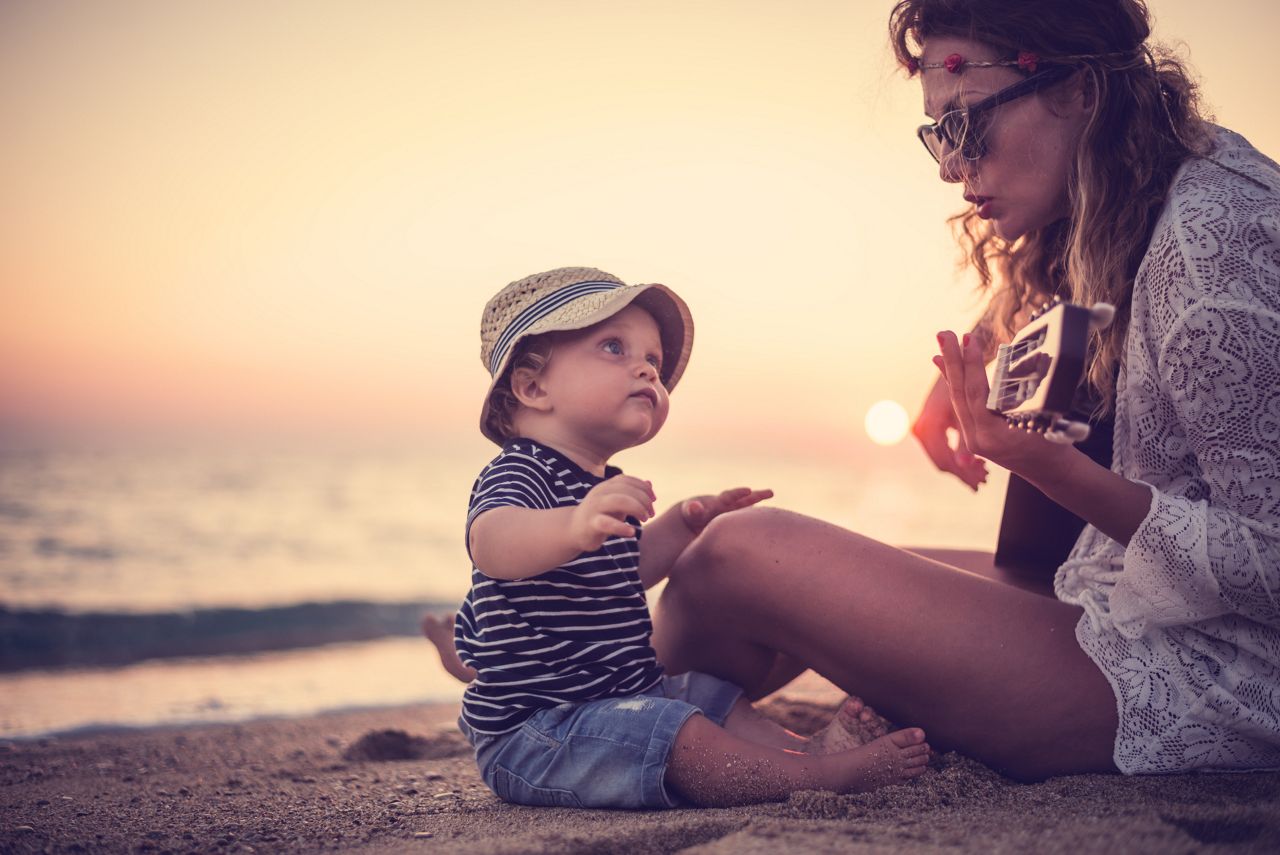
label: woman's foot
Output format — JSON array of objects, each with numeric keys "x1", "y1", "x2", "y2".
[
  {"x1": 421, "y1": 613, "x2": 477, "y2": 683},
  {"x1": 810, "y1": 696, "x2": 893, "y2": 754},
  {"x1": 818, "y1": 728, "x2": 930, "y2": 793}
]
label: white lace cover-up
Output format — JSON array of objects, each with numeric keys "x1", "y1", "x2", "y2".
[{"x1": 1055, "y1": 128, "x2": 1280, "y2": 773}]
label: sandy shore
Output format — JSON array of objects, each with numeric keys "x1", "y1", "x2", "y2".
[{"x1": 4, "y1": 674, "x2": 1279, "y2": 854}]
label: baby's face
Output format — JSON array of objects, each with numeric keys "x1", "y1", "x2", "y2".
[{"x1": 536, "y1": 305, "x2": 670, "y2": 452}]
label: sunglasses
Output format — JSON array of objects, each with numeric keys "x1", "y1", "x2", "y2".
[{"x1": 917, "y1": 64, "x2": 1075, "y2": 163}]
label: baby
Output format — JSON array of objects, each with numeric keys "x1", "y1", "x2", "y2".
[{"x1": 442, "y1": 267, "x2": 928, "y2": 808}]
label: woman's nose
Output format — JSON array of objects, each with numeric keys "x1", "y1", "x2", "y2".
[{"x1": 938, "y1": 149, "x2": 966, "y2": 183}]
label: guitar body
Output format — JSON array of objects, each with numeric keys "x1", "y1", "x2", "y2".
[{"x1": 985, "y1": 301, "x2": 1115, "y2": 444}]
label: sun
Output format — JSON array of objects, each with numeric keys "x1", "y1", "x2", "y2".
[{"x1": 864, "y1": 400, "x2": 910, "y2": 446}]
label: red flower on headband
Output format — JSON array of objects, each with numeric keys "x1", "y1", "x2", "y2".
[
  {"x1": 944, "y1": 53, "x2": 964, "y2": 74},
  {"x1": 1017, "y1": 51, "x2": 1040, "y2": 73}
]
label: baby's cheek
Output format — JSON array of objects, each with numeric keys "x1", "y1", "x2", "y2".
[{"x1": 653, "y1": 402, "x2": 671, "y2": 434}]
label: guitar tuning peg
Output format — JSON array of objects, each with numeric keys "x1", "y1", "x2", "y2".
[
  {"x1": 1089, "y1": 302, "x2": 1116, "y2": 331},
  {"x1": 1062, "y1": 420, "x2": 1091, "y2": 442},
  {"x1": 1045, "y1": 419, "x2": 1092, "y2": 444}
]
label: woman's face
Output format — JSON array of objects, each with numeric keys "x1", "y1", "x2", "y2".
[{"x1": 918, "y1": 36, "x2": 1089, "y2": 241}]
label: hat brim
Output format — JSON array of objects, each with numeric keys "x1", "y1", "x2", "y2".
[{"x1": 479, "y1": 283, "x2": 693, "y2": 445}]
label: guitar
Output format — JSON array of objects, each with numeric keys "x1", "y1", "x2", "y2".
[{"x1": 985, "y1": 301, "x2": 1115, "y2": 444}]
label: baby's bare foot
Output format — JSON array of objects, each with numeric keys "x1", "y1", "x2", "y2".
[
  {"x1": 819, "y1": 728, "x2": 930, "y2": 793},
  {"x1": 810, "y1": 696, "x2": 893, "y2": 754},
  {"x1": 421, "y1": 613, "x2": 477, "y2": 683}
]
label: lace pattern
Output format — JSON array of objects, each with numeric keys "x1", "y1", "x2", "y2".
[{"x1": 1054, "y1": 128, "x2": 1280, "y2": 773}]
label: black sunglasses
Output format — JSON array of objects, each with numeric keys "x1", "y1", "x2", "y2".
[{"x1": 917, "y1": 64, "x2": 1075, "y2": 163}]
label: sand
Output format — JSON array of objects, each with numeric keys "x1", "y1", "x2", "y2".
[{"x1": 4, "y1": 675, "x2": 1279, "y2": 854}]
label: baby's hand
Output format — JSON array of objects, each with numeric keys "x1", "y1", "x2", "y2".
[
  {"x1": 680, "y1": 487, "x2": 773, "y2": 536},
  {"x1": 571, "y1": 475, "x2": 656, "y2": 552}
]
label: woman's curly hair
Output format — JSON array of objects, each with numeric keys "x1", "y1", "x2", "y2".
[{"x1": 889, "y1": 0, "x2": 1213, "y2": 413}]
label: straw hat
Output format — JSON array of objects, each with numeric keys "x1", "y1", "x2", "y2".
[{"x1": 478, "y1": 267, "x2": 694, "y2": 444}]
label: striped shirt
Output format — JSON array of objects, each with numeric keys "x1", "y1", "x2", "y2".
[{"x1": 455, "y1": 438, "x2": 664, "y2": 735}]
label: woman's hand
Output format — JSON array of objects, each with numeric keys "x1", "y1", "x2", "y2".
[
  {"x1": 933, "y1": 331, "x2": 1053, "y2": 474},
  {"x1": 912, "y1": 365, "x2": 989, "y2": 491},
  {"x1": 935, "y1": 329, "x2": 1153, "y2": 547},
  {"x1": 680, "y1": 487, "x2": 774, "y2": 535}
]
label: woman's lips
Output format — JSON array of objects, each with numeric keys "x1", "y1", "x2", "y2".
[{"x1": 971, "y1": 195, "x2": 994, "y2": 219}]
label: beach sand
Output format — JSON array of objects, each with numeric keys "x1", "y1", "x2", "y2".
[{"x1": 4, "y1": 673, "x2": 1279, "y2": 854}]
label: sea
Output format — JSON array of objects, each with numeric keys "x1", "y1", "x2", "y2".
[{"x1": 0, "y1": 437, "x2": 1007, "y2": 739}]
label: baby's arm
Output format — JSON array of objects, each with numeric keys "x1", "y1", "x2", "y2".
[
  {"x1": 637, "y1": 487, "x2": 773, "y2": 589},
  {"x1": 469, "y1": 475, "x2": 656, "y2": 580}
]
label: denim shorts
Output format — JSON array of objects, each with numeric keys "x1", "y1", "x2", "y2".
[{"x1": 458, "y1": 671, "x2": 744, "y2": 810}]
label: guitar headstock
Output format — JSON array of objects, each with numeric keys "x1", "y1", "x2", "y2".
[{"x1": 985, "y1": 301, "x2": 1114, "y2": 444}]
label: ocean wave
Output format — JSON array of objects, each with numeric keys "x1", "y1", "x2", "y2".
[
  {"x1": 0, "y1": 499, "x2": 35, "y2": 521},
  {"x1": 33, "y1": 535, "x2": 117, "y2": 562},
  {"x1": 0, "y1": 599, "x2": 451, "y2": 672}
]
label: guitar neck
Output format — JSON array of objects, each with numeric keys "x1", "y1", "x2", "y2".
[{"x1": 985, "y1": 301, "x2": 1098, "y2": 438}]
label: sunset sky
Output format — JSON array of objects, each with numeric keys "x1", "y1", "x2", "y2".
[{"x1": 3, "y1": 0, "x2": 1277, "y2": 456}]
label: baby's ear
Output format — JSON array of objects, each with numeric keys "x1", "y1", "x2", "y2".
[{"x1": 510, "y1": 366, "x2": 552, "y2": 411}]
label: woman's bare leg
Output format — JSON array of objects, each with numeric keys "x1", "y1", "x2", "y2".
[
  {"x1": 749, "y1": 549, "x2": 1052, "y2": 702},
  {"x1": 651, "y1": 507, "x2": 1119, "y2": 781},
  {"x1": 903, "y1": 547, "x2": 1056, "y2": 597},
  {"x1": 809, "y1": 548, "x2": 1052, "y2": 751},
  {"x1": 740, "y1": 651, "x2": 807, "y2": 701}
]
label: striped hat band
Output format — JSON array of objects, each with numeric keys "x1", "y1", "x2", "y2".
[{"x1": 487, "y1": 279, "x2": 624, "y2": 377}]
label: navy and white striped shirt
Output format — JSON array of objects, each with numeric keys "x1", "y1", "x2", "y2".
[{"x1": 455, "y1": 438, "x2": 664, "y2": 735}]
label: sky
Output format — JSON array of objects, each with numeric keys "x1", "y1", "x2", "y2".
[{"x1": 2, "y1": 0, "x2": 1277, "y2": 457}]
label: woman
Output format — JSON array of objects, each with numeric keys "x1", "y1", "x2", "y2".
[{"x1": 651, "y1": 0, "x2": 1280, "y2": 780}]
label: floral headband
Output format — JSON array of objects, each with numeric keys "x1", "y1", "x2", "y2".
[
  {"x1": 908, "y1": 51, "x2": 1042, "y2": 74},
  {"x1": 907, "y1": 49, "x2": 1137, "y2": 76}
]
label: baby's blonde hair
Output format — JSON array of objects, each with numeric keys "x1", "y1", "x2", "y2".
[{"x1": 483, "y1": 334, "x2": 557, "y2": 442}]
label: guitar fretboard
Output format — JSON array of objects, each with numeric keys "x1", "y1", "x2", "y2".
[{"x1": 987, "y1": 330, "x2": 1048, "y2": 412}]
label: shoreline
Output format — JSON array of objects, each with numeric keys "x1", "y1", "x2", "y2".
[
  {"x1": 0, "y1": 636, "x2": 467, "y2": 741},
  {"x1": 2, "y1": 697, "x2": 460, "y2": 745},
  {"x1": 0, "y1": 599, "x2": 451, "y2": 672},
  {"x1": 4, "y1": 677, "x2": 1280, "y2": 853}
]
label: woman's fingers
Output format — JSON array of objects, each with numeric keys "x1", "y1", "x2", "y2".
[
  {"x1": 917, "y1": 364, "x2": 982, "y2": 489},
  {"x1": 959, "y1": 332, "x2": 992, "y2": 408},
  {"x1": 937, "y1": 329, "x2": 1053, "y2": 473},
  {"x1": 938, "y1": 330, "x2": 1007, "y2": 477},
  {"x1": 937, "y1": 330, "x2": 976, "y2": 435}
]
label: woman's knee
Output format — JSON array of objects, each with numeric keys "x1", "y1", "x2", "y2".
[
  {"x1": 673, "y1": 507, "x2": 789, "y2": 590},
  {"x1": 699, "y1": 506, "x2": 806, "y2": 561},
  {"x1": 658, "y1": 508, "x2": 782, "y2": 624}
]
